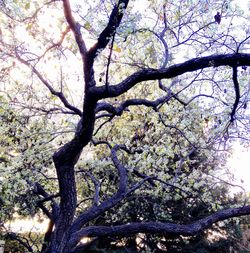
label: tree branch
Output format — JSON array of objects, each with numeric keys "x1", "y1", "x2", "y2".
[
  {"x1": 62, "y1": 0, "x2": 87, "y2": 58},
  {"x1": 88, "y1": 0, "x2": 129, "y2": 60},
  {"x1": 70, "y1": 205, "x2": 250, "y2": 245},
  {"x1": 110, "y1": 145, "x2": 128, "y2": 194},
  {"x1": 90, "y1": 53, "x2": 250, "y2": 99},
  {"x1": 15, "y1": 52, "x2": 83, "y2": 116},
  {"x1": 96, "y1": 95, "x2": 170, "y2": 116},
  {"x1": 69, "y1": 145, "x2": 128, "y2": 235},
  {"x1": 231, "y1": 66, "x2": 240, "y2": 122},
  {"x1": 33, "y1": 182, "x2": 59, "y2": 219},
  {"x1": 5, "y1": 233, "x2": 33, "y2": 252},
  {"x1": 105, "y1": 32, "x2": 116, "y2": 91},
  {"x1": 86, "y1": 171, "x2": 101, "y2": 206}
]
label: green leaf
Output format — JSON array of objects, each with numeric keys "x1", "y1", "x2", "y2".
[{"x1": 25, "y1": 3, "x2": 30, "y2": 10}]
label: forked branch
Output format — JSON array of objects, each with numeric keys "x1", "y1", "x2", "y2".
[{"x1": 15, "y1": 52, "x2": 82, "y2": 116}]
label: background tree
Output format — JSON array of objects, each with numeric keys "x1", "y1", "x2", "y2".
[{"x1": 0, "y1": 0, "x2": 250, "y2": 252}]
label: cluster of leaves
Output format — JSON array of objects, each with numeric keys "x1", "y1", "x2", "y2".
[
  {"x1": 0, "y1": 98, "x2": 57, "y2": 225},
  {"x1": 0, "y1": 0, "x2": 250, "y2": 252}
]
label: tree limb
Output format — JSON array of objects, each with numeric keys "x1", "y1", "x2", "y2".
[
  {"x1": 33, "y1": 182, "x2": 60, "y2": 219},
  {"x1": 231, "y1": 66, "x2": 240, "y2": 122},
  {"x1": 15, "y1": 52, "x2": 83, "y2": 116},
  {"x1": 5, "y1": 233, "x2": 33, "y2": 252},
  {"x1": 88, "y1": 0, "x2": 129, "y2": 59},
  {"x1": 70, "y1": 205, "x2": 250, "y2": 246},
  {"x1": 38, "y1": 26, "x2": 70, "y2": 60},
  {"x1": 62, "y1": 0, "x2": 87, "y2": 58},
  {"x1": 69, "y1": 145, "x2": 128, "y2": 235},
  {"x1": 90, "y1": 53, "x2": 250, "y2": 99},
  {"x1": 96, "y1": 95, "x2": 170, "y2": 116}
]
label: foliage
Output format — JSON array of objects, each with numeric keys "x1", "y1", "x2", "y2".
[
  {"x1": 0, "y1": 0, "x2": 250, "y2": 252},
  {"x1": 0, "y1": 98, "x2": 58, "y2": 226}
]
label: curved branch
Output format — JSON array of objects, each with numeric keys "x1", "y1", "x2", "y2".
[
  {"x1": 236, "y1": 35, "x2": 250, "y2": 53},
  {"x1": 158, "y1": 80, "x2": 187, "y2": 106},
  {"x1": 93, "y1": 115, "x2": 114, "y2": 136},
  {"x1": 158, "y1": 115, "x2": 196, "y2": 148},
  {"x1": 186, "y1": 94, "x2": 229, "y2": 106},
  {"x1": 0, "y1": 0, "x2": 55, "y2": 23},
  {"x1": 91, "y1": 53, "x2": 250, "y2": 99},
  {"x1": 15, "y1": 52, "x2": 83, "y2": 116},
  {"x1": 37, "y1": 26, "x2": 70, "y2": 60},
  {"x1": 96, "y1": 95, "x2": 170, "y2": 116},
  {"x1": 70, "y1": 205, "x2": 250, "y2": 245},
  {"x1": 5, "y1": 233, "x2": 33, "y2": 252},
  {"x1": 231, "y1": 66, "x2": 240, "y2": 122}
]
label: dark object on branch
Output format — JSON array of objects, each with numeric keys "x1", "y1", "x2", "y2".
[{"x1": 214, "y1": 12, "x2": 221, "y2": 24}]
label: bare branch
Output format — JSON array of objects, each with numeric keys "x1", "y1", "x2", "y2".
[
  {"x1": 105, "y1": 33, "x2": 116, "y2": 90},
  {"x1": 70, "y1": 145, "x2": 128, "y2": 234},
  {"x1": 15, "y1": 52, "x2": 82, "y2": 116},
  {"x1": 0, "y1": 0, "x2": 57, "y2": 23},
  {"x1": 186, "y1": 94, "x2": 228, "y2": 106},
  {"x1": 5, "y1": 233, "x2": 33, "y2": 252},
  {"x1": 93, "y1": 115, "x2": 114, "y2": 136},
  {"x1": 126, "y1": 176, "x2": 153, "y2": 195},
  {"x1": 38, "y1": 26, "x2": 70, "y2": 60},
  {"x1": 132, "y1": 168, "x2": 156, "y2": 187},
  {"x1": 236, "y1": 35, "x2": 250, "y2": 53},
  {"x1": 158, "y1": 114, "x2": 196, "y2": 148}
]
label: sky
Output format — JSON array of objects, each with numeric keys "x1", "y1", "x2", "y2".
[{"x1": 228, "y1": 142, "x2": 250, "y2": 193}]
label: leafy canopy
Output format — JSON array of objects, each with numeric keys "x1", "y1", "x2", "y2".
[{"x1": 0, "y1": 0, "x2": 250, "y2": 252}]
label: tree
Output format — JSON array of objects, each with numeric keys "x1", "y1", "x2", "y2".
[{"x1": 0, "y1": 0, "x2": 250, "y2": 252}]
